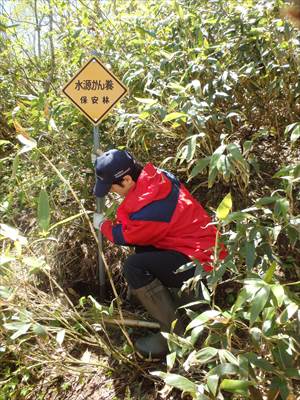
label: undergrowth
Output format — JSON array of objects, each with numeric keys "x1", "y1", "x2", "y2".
[{"x1": 1, "y1": 0, "x2": 299, "y2": 399}]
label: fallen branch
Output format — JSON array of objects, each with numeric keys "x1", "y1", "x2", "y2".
[{"x1": 94, "y1": 318, "x2": 160, "y2": 330}]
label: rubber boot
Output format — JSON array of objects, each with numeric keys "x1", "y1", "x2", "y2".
[{"x1": 131, "y1": 279, "x2": 184, "y2": 358}]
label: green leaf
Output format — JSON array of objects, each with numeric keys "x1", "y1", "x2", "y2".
[
  {"x1": 162, "y1": 112, "x2": 187, "y2": 122},
  {"x1": 186, "y1": 135, "x2": 198, "y2": 162},
  {"x1": 151, "y1": 372, "x2": 197, "y2": 396},
  {"x1": 0, "y1": 140, "x2": 11, "y2": 146},
  {"x1": 208, "y1": 167, "x2": 218, "y2": 188},
  {"x1": 216, "y1": 193, "x2": 232, "y2": 220},
  {"x1": 32, "y1": 324, "x2": 48, "y2": 337},
  {"x1": 207, "y1": 260, "x2": 228, "y2": 286},
  {"x1": 212, "y1": 144, "x2": 227, "y2": 158},
  {"x1": 238, "y1": 355, "x2": 249, "y2": 379},
  {"x1": 278, "y1": 302, "x2": 298, "y2": 324},
  {"x1": 186, "y1": 310, "x2": 220, "y2": 331},
  {"x1": 272, "y1": 340, "x2": 295, "y2": 369},
  {"x1": 11, "y1": 155, "x2": 19, "y2": 179},
  {"x1": 135, "y1": 97, "x2": 158, "y2": 105},
  {"x1": 10, "y1": 323, "x2": 32, "y2": 340},
  {"x1": 190, "y1": 157, "x2": 210, "y2": 179},
  {"x1": 221, "y1": 155, "x2": 232, "y2": 182},
  {"x1": 195, "y1": 347, "x2": 219, "y2": 363},
  {"x1": 271, "y1": 284, "x2": 285, "y2": 307},
  {"x1": 220, "y1": 379, "x2": 251, "y2": 395},
  {"x1": 173, "y1": 0, "x2": 184, "y2": 19},
  {"x1": 166, "y1": 352, "x2": 177, "y2": 371},
  {"x1": 224, "y1": 211, "x2": 254, "y2": 223},
  {"x1": 269, "y1": 377, "x2": 289, "y2": 400},
  {"x1": 244, "y1": 278, "x2": 268, "y2": 288},
  {"x1": 263, "y1": 262, "x2": 277, "y2": 283},
  {"x1": 285, "y1": 123, "x2": 300, "y2": 143},
  {"x1": 274, "y1": 198, "x2": 289, "y2": 219},
  {"x1": 207, "y1": 374, "x2": 219, "y2": 396},
  {"x1": 226, "y1": 143, "x2": 246, "y2": 164},
  {"x1": 175, "y1": 262, "x2": 196, "y2": 273},
  {"x1": 208, "y1": 147, "x2": 226, "y2": 186},
  {"x1": 284, "y1": 122, "x2": 298, "y2": 134},
  {"x1": 290, "y1": 125, "x2": 300, "y2": 143},
  {"x1": 136, "y1": 25, "x2": 156, "y2": 38},
  {"x1": 243, "y1": 140, "x2": 253, "y2": 153},
  {"x1": 255, "y1": 196, "x2": 277, "y2": 207},
  {"x1": 0, "y1": 286, "x2": 13, "y2": 299},
  {"x1": 245, "y1": 241, "x2": 255, "y2": 270},
  {"x1": 89, "y1": 295, "x2": 105, "y2": 312},
  {"x1": 4, "y1": 322, "x2": 27, "y2": 331},
  {"x1": 232, "y1": 288, "x2": 249, "y2": 312},
  {"x1": 273, "y1": 165, "x2": 293, "y2": 179},
  {"x1": 38, "y1": 189, "x2": 50, "y2": 233},
  {"x1": 218, "y1": 350, "x2": 239, "y2": 365},
  {"x1": 285, "y1": 368, "x2": 300, "y2": 378},
  {"x1": 286, "y1": 224, "x2": 299, "y2": 246},
  {"x1": 249, "y1": 286, "x2": 270, "y2": 326},
  {"x1": 200, "y1": 282, "x2": 210, "y2": 302},
  {"x1": 246, "y1": 352, "x2": 276, "y2": 372},
  {"x1": 164, "y1": 374, "x2": 197, "y2": 394},
  {"x1": 208, "y1": 363, "x2": 239, "y2": 377},
  {"x1": 190, "y1": 326, "x2": 205, "y2": 345},
  {"x1": 138, "y1": 111, "x2": 150, "y2": 120}
]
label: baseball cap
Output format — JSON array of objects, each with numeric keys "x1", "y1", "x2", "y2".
[{"x1": 94, "y1": 149, "x2": 136, "y2": 197}]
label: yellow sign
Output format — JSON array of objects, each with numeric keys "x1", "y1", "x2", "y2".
[{"x1": 62, "y1": 57, "x2": 127, "y2": 125}]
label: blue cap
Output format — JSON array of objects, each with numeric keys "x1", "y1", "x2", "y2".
[{"x1": 94, "y1": 149, "x2": 135, "y2": 197}]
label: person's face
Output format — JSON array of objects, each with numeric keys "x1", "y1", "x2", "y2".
[{"x1": 110, "y1": 175, "x2": 135, "y2": 197}]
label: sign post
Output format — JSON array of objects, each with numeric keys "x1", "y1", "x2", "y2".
[
  {"x1": 93, "y1": 124, "x2": 106, "y2": 298},
  {"x1": 62, "y1": 57, "x2": 128, "y2": 298}
]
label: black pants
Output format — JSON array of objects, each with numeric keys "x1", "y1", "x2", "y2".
[{"x1": 122, "y1": 246, "x2": 195, "y2": 289}]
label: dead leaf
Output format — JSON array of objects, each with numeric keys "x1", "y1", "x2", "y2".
[
  {"x1": 267, "y1": 388, "x2": 280, "y2": 400},
  {"x1": 16, "y1": 134, "x2": 37, "y2": 154},
  {"x1": 287, "y1": 394, "x2": 296, "y2": 400},
  {"x1": 249, "y1": 386, "x2": 263, "y2": 400},
  {"x1": 80, "y1": 348, "x2": 91, "y2": 363},
  {"x1": 13, "y1": 120, "x2": 29, "y2": 137},
  {"x1": 44, "y1": 102, "x2": 50, "y2": 117}
]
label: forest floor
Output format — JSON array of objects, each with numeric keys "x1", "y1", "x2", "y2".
[{"x1": 27, "y1": 134, "x2": 299, "y2": 400}]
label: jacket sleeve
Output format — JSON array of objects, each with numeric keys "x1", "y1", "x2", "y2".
[{"x1": 100, "y1": 219, "x2": 169, "y2": 246}]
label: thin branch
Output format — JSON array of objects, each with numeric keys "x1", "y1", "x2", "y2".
[
  {"x1": 44, "y1": 0, "x2": 55, "y2": 94},
  {"x1": 99, "y1": 318, "x2": 160, "y2": 329},
  {"x1": 34, "y1": 0, "x2": 41, "y2": 58}
]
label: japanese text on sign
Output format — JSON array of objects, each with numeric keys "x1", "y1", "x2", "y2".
[{"x1": 75, "y1": 79, "x2": 114, "y2": 105}]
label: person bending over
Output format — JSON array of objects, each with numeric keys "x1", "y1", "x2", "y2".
[{"x1": 93, "y1": 149, "x2": 227, "y2": 358}]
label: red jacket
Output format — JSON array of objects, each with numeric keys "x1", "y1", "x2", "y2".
[{"x1": 101, "y1": 163, "x2": 227, "y2": 271}]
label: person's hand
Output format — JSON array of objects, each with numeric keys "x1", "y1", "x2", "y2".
[{"x1": 93, "y1": 213, "x2": 106, "y2": 230}]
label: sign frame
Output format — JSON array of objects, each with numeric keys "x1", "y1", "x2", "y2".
[{"x1": 62, "y1": 57, "x2": 128, "y2": 125}]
